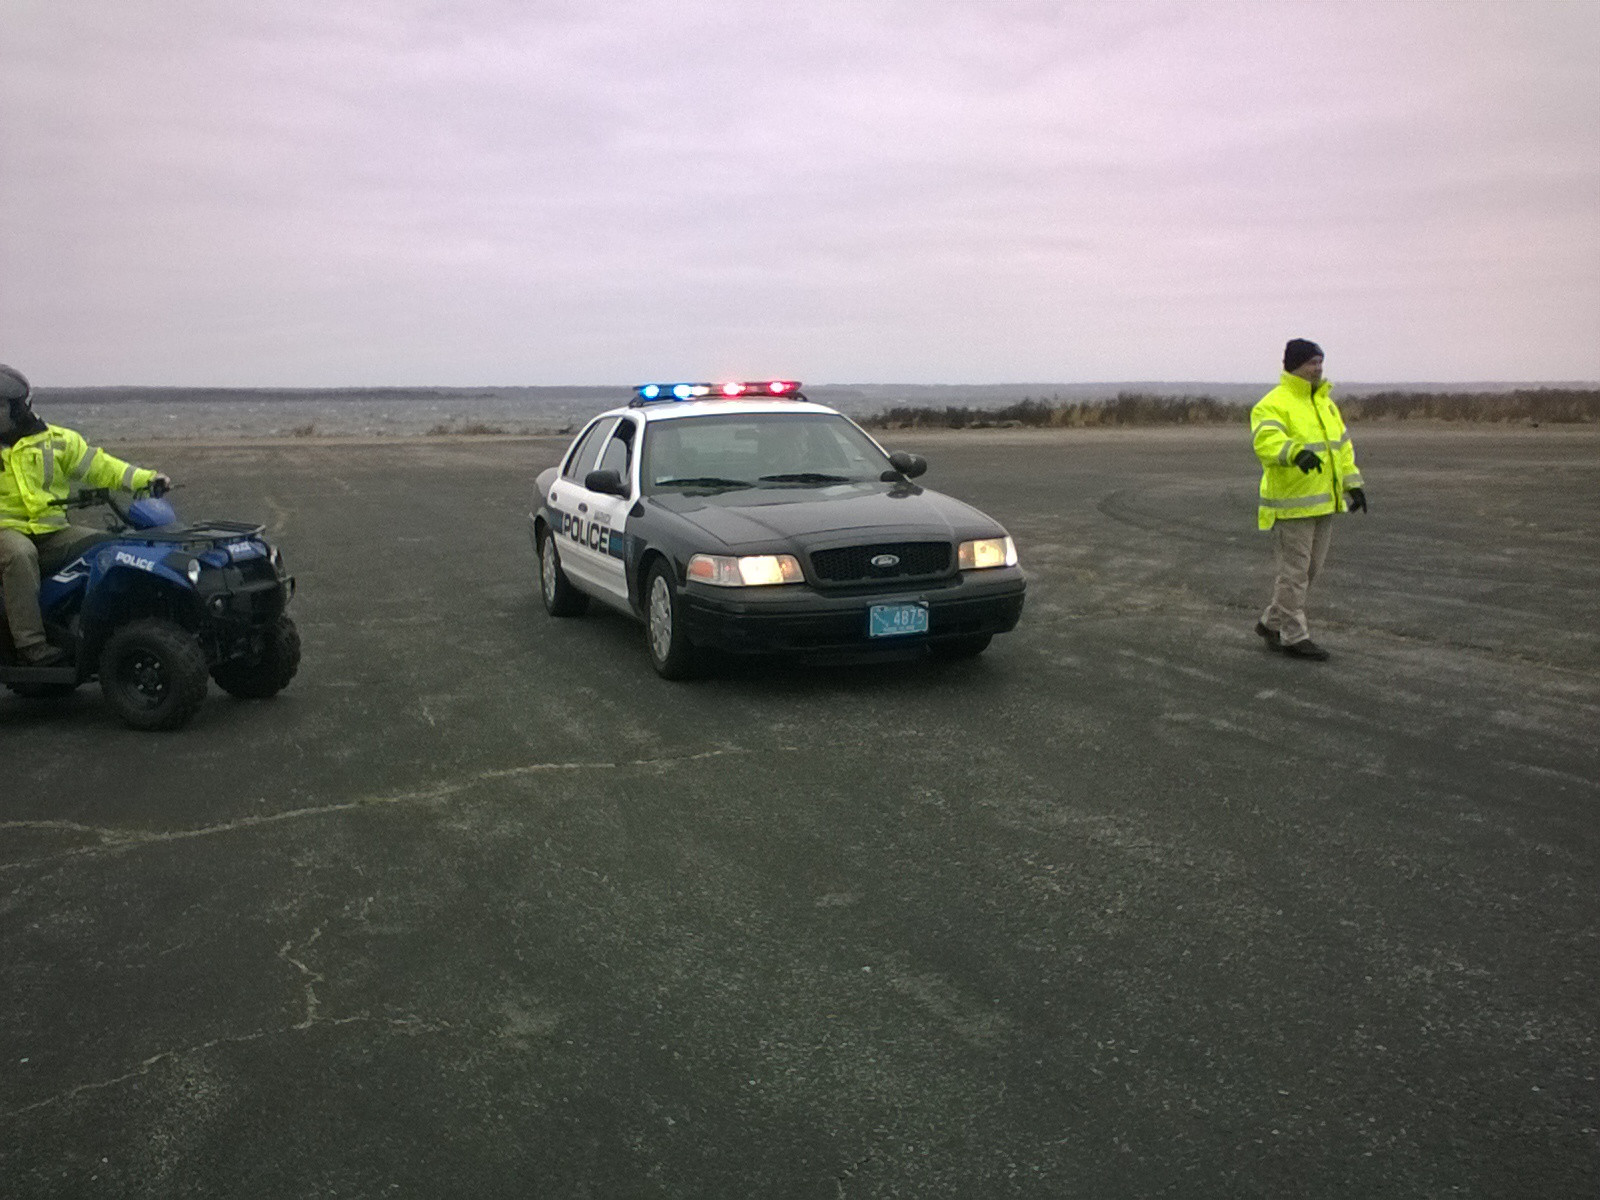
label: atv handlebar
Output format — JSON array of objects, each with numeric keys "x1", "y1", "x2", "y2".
[
  {"x1": 49, "y1": 481, "x2": 178, "y2": 510},
  {"x1": 50, "y1": 487, "x2": 113, "y2": 510}
]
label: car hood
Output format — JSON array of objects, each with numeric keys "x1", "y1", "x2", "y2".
[{"x1": 647, "y1": 482, "x2": 1003, "y2": 551}]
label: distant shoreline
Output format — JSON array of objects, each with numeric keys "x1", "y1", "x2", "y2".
[
  {"x1": 105, "y1": 420, "x2": 1600, "y2": 452},
  {"x1": 35, "y1": 384, "x2": 1600, "y2": 443}
]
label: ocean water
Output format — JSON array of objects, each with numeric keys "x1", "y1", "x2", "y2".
[
  {"x1": 29, "y1": 382, "x2": 1272, "y2": 441},
  {"x1": 31, "y1": 380, "x2": 1575, "y2": 442},
  {"x1": 35, "y1": 391, "x2": 623, "y2": 441}
]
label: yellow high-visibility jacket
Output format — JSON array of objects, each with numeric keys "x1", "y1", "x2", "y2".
[
  {"x1": 0, "y1": 425, "x2": 157, "y2": 535},
  {"x1": 1250, "y1": 373, "x2": 1364, "y2": 530}
]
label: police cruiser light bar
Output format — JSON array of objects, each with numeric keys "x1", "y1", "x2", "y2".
[{"x1": 632, "y1": 380, "x2": 803, "y2": 405}]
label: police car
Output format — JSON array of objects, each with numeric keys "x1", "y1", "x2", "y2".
[{"x1": 529, "y1": 381, "x2": 1025, "y2": 678}]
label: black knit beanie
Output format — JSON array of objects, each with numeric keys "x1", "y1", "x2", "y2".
[{"x1": 1283, "y1": 339, "x2": 1323, "y2": 372}]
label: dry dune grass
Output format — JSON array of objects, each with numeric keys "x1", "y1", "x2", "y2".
[{"x1": 861, "y1": 388, "x2": 1600, "y2": 430}]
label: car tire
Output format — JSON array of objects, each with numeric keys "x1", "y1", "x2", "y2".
[
  {"x1": 930, "y1": 633, "x2": 992, "y2": 661},
  {"x1": 539, "y1": 528, "x2": 589, "y2": 617},
  {"x1": 98, "y1": 618, "x2": 210, "y2": 731},
  {"x1": 211, "y1": 615, "x2": 301, "y2": 699},
  {"x1": 645, "y1": 561, "x2": 698, "y2": 680}
]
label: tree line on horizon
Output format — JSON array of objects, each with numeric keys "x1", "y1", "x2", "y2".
[{"x1": 858, "y1": 388, "x2": 1600, "y2": 429}]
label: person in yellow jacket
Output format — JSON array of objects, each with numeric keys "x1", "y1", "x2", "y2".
[
  {"x1": 0, "y1": 364, "x2": 170, "y2": 666},
  {"x1": 1250, "y1": 339, "x2": 1367, "y2": 661}
]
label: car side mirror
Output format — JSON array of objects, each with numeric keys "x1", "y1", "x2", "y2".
[
  {"x1": 885, "y1": 451, "x2": 927, "y2": 479},
  {"x1": 584, "y1": 469, "x2": 628, "y2": 497}
]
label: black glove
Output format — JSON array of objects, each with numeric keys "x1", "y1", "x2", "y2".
[
  {"x1": 1292, "y1": 448, "x2": 1323, "y2": 474},
  {"x1": 1347, "y1": 486, "x2": 1367, "y2": 513}
]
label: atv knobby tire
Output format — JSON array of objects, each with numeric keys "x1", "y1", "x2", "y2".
[
  {"x1": 99, "y1": 618, "x2": 209, "y2": 731},
  {"x1": 211, "y1": 615, "x2": 301, "y2": 699}
]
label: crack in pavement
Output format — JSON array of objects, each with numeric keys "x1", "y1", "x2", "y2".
[
  {"x1": 1, "y1": 745, "x2": 784, "y2": 875},
  {"x1": 4, "y1": 1011, "x2": 453, "y2": 1119},
  {"x1": 7, "y1": 916, "x2": 458, "y2": 1120},
  {"x1": 279, "y1": 925, "x2": 326, "y2": 1031}
]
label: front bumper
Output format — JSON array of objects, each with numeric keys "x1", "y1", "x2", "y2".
[
  {"x1": 193, "y1": 571, "x2": 295, "y2": 662},
  {"x1": 678, "y1": 568, "x2": 1025, "y2": 656}
]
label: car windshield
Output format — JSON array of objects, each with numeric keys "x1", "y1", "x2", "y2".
[{"x1": 641, "y1": 413, "x2": 889, "y2": 494}]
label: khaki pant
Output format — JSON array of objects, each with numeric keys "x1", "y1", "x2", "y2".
[
  {"x1": 1260, "y1": 514, "x2": 1333, "y2": 646},
  {"x1": 0, "y1": 525, "x2": 106, "y2": 654}
]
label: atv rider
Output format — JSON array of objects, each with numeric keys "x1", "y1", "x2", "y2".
[{"x1": 0, "y1": 363, "x2": 171, "y2": 666}]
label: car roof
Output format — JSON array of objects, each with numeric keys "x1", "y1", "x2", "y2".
[{"x1": 596, "y1": 398, "x2": 844, "y2": 425}]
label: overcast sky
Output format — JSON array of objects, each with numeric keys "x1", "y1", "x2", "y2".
[{"x1": 2, "y1": 0, "x2": 1596, "y2": 387}]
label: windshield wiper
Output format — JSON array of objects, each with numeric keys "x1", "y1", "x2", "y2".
[
  {"x1": 653, "y1": 476, "x2": 753, "y2": 492},
  {"x1": 757, "y1": 472, "x2": 856, "y2": 484}
]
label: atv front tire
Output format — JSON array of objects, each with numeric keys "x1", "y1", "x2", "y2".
[
  {"x1": 99, "y1": 619, "x2": 209, "y2": 731},
  {"x1": 211, "y1": 615, "x2": 301, "y2": 699}
]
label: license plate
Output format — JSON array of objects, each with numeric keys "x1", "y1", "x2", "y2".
[{"x1": 869, "y1": 602, "x2": 929, "y2": 638}]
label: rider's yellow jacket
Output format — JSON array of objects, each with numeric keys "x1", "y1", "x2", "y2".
[
  {"x1": 1250, "y1": 373, "x2": 1364, "y2": 530},
  {"x1": 0, "y1": 425, "x2": 157, "y2": 535}
]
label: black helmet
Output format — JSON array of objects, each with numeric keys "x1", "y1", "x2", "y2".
[
  {"x1": 0, "y1": 363, "x2": 29, "y2": 405},
  {"x1": 0, "y1": 363, "x2": 45, "y2": 441}
]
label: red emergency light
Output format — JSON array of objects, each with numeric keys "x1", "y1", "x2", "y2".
[{"x1": 633, "y1": 381, "x2": 804, "y2": 404}]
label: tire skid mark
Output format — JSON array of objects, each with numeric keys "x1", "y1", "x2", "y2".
[
  {"x1": 262, "y1": 494, "x2": 292, "y2": 536},
  {"x1": 1095, "y1": 488, "x2": 1241, "y2": 549}
]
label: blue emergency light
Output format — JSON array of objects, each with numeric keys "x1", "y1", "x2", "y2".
[{"x1": 632, "y1": 380, "x2": 803, "y2": 405}]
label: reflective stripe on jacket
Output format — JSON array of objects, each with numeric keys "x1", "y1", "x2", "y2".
[
  {"x1": 0, "y1": 424, "x2": 156, "y2": 535},
  {"x1": 1250, "y1": 373, "x2": 1364, "y2": 530}
]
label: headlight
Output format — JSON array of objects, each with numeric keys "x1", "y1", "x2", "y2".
[
  {"x1": 185, "y1": 559, "x2": 202, "y2": 585},
  {"x1": 686, "y1": 553, "x2": 804, "y2": 586},
  {"x1": 957, "y1": 536, "x2": 1017, "y2": 569}
]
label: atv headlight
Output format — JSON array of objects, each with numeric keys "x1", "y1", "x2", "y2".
[
  {"x1": 686, "y1": 553, "x2": 804, "y2": 586},
  {"x1": 185, "y1": 559, "x2": 202, "y2": 585},
  {"x1": 957, "y1": 536, "x2": 1017, "y2": 569}
]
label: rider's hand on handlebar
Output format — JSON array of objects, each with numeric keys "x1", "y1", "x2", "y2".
[{"x1": 152, "y1": 474, "x2": 172, "y2": 497}]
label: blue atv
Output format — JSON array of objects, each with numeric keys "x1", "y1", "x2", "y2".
[{"x1": 0, "y1": 486, "x2": 299, "y2": 730}]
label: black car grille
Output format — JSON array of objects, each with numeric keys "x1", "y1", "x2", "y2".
[{"x1": 808, "y1": 541, "x2": 952, "y2": 584}]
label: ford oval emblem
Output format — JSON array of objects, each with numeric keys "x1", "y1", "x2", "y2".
[{"x1": 870, "y1": 553, "x2": 900, "y2": 568}]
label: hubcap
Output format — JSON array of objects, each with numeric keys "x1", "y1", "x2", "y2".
[
  {"x1": 648, "y1": 576, "x2": 673, "y2": 662},
  {"x1": 541, "y1": 538, "x2": 558, "y2": 599},
  {"x1": 124, "y1": 651, "x2": 168, "y2": 707}
]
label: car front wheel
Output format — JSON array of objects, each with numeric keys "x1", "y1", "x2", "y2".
[
  {"x1": 645, "y1": 562, "x2": 698, "y2": 680},
  {"x1": 539, "y1": 528, "x2": 589, "y2": 617}
]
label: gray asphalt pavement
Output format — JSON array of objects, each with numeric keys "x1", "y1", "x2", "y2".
[{"x1": 3, "y1": 425, "x2": 1597, "y2": 1198}]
